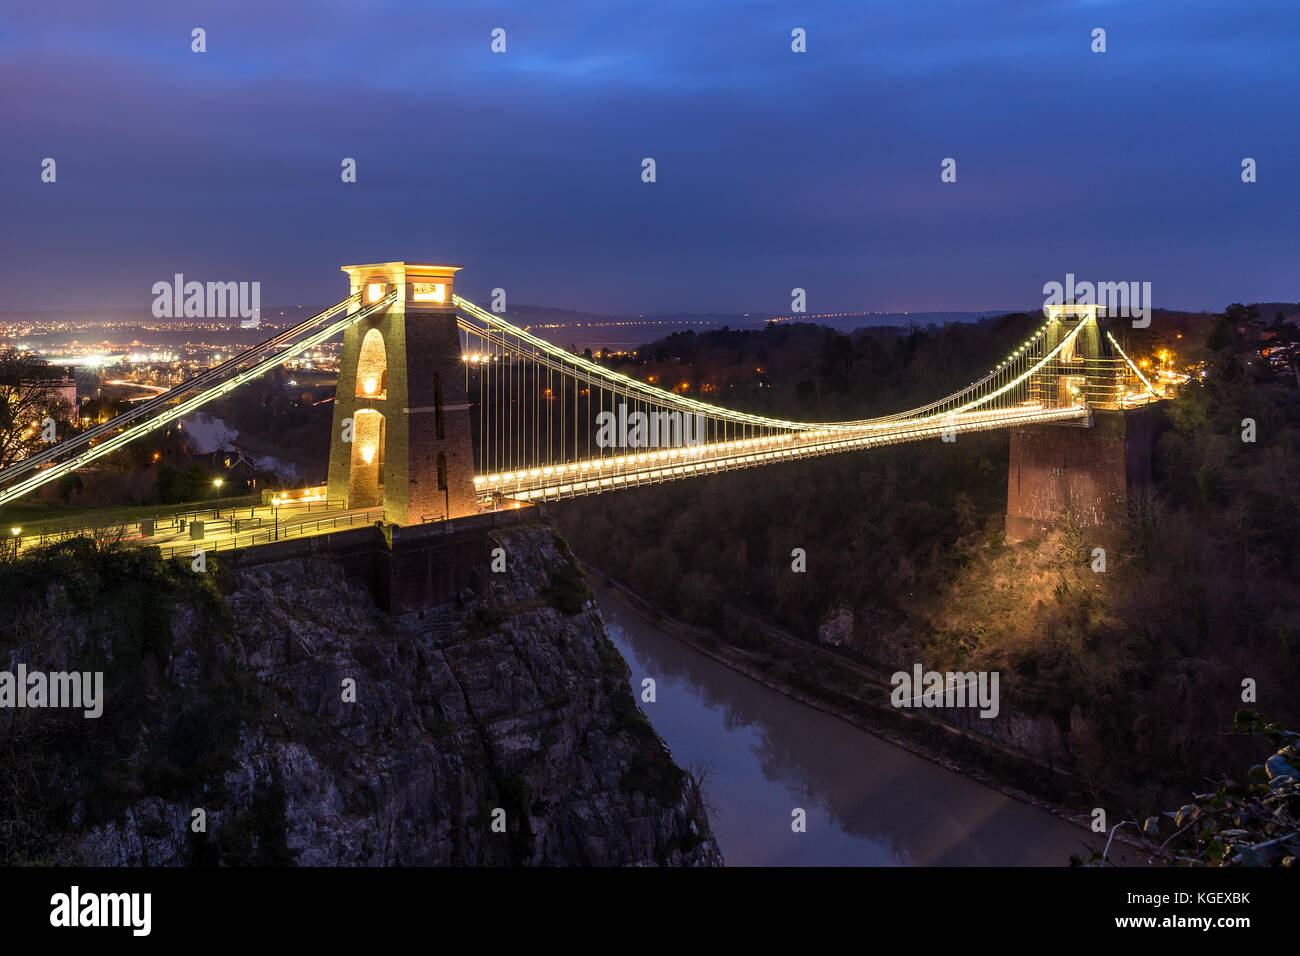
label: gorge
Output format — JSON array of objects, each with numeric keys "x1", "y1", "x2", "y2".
[{"x1": 0, "y1": 522, "x2": 718, "y2": 866}]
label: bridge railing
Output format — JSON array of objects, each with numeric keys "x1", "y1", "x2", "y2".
[
  {"x1": 12, "y1": 494, "x2": 255, "y2": 541},
  {"x1": 13, "y1": 496, "x2": 349, "y2": 549},
  {"x1": 151, "y1": 506, "x2": 385, "y2": 560}
]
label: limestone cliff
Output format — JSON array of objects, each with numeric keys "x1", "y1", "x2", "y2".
[{"x1": 0, "y1": 524, "x2": 721, "y2": 866}]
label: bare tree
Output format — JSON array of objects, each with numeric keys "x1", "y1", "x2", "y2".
[
  {"x1": 88, "y1": 516, "x2": 130, "y2": 552},
  {"x1": 682, "y1": 760, "x2": 719, "y2": 825},
  {"x1": 0, "y1": 350, "x2": 70, "y2": 469}
]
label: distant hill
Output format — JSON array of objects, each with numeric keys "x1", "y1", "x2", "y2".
[{"x1": 3, "y1": 299, "x2": 1294, "y2": 332}]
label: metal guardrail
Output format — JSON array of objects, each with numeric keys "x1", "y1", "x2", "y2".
[
  {"x1": 14, "y1": 497, "x2": 348, "y2": 547},
  {"x1": 13, "y1": 495, "x2": 258, "y2": 539},
  {"x1": 155, "y1": 507, "x2": 384, "y2": 560}
]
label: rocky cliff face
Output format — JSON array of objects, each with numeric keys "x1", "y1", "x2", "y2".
[{"x1": 0, "y1": 524, "x2": 720, "y2": 866}]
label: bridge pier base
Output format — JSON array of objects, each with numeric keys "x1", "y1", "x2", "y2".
[
  {"x1": 226, "y1": 508, "x2": 537, "y2": 613},
  {"x1": 1005, "y1": 405, "x2": 1164, "y2": 543}
]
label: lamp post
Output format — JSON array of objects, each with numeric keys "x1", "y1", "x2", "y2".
[
  {"x1": 213, "y1": 478, "x2": 224, "y2": 519},
  {"x1": 272, "y1": 496, "x2": 281, "y2": 541}
]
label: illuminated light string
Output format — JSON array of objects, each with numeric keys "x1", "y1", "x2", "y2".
[
  {"x1": 476, "y1": 405, "x2": 1088, "y2": 501},
  {"x1": 0, "y1": 291, "x2": 362, "y2": 489},
  {"x1": 1105, "y1": 332, "x2": 1162, "y2": 401},
  {"x1": 0, "y1": 292, "x2": 396, "y2": 509},
  {"x1": 459, "y1": 319, "x2": 767, "y2": 474},
  {"x1": 1, "y1": 292, "x2": 1117, "y2": 511},
  {"x1": 454, "y1": 295, "x2": 1092, "y2": 432},
  {"x1": 453, "y1": 295, "x2": 1085, "y2": 432},
  {"x1": 451, "y1": 298, "x2": 1102, "y2": 502}
]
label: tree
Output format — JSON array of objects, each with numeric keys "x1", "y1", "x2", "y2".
[
  {"x1": 819, "y1": 331, "x2": 854, "y2": 394},
  {"x1": 0, "y1": 351, "x2": 68, "y2": 469},
  {"x1": 54, "y1": 472, "x2": 82, "y2": 503},
  {"x1": 1078, "y1": 712, "x2": 1299, "y2": 867},
  {"x1": 157, "y1": 463, "x2": 211, "y2": 504},
  {"x1": 682, "y1": 760, "x2": 719, "y2": 829},
  {"x1": 155, "y1": 466, "x2": 180, "y2": 504},
  {"x1": 178, "y1": 463, "x2": 210, "y2": 502},
  {"x1": 1223, "y1": 302, "x2": 1259, "y2": 324}
]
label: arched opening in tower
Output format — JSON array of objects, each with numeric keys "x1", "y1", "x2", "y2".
[
  {"x1": 356, "y1": 327, "x2": 388, "y2": 399},
  {"x1": 349, "y1": 408, "x2": 386, "y2": 508}
]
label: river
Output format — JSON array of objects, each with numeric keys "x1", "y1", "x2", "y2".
[{"x1": 595, "y1": 582, "x2": 1100, "y2": 866}]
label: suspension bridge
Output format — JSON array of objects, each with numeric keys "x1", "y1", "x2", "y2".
[{"x1": 0, "y1": 261, "x2": 1162, "y2": 553}]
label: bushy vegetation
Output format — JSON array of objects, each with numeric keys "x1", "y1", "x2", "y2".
[
  {"x1": 1077, "y1": 712, "x2": 1299, "y2": 867},
  {"x1": 0, "y1": 539, "x2": 259, "y2": 864},
  {"x1": 556, "y1": 316, "x2": 1039, "y2": 646},
  {"x1": 555, "y1": 306, "x2": 1300, "y2": 812},
  {"x1": 556, "y1": 435, "x2": 1004, "y2": 641},
  {"x1": 547, "y1": 531, "x2": 594, "y2": 614},
  {"x1": 920, "y1": 315, "x2": 1300, "y2": 802},
  {"x1": 155, "y1": 462, "x2": 217, "y2": 504}
]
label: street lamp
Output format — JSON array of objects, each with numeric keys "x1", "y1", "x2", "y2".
[
  {"x1": 213, "y1": 478, "x2": 224, "y2": 518},
  {"x1": 272, "y1": 496, "x2": 281, "y2": 541}
]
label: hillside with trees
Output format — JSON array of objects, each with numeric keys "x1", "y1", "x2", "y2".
[{"x1": 553, "y1": 306, "x2": 1300, "y2": 815}]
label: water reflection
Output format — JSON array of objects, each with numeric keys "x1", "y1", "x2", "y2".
[{"x1": 596, "y1": 582, "x2": 1105, "y2": 866}]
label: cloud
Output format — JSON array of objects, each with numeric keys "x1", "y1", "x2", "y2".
[{"x1": 1, "y1": 0, "x2": 1298, "y2": 312}]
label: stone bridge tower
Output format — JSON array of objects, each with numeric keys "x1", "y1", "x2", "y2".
[
  {"x1": 326, "y1": 262, "x2": 478, "y2": 525},
  {"x1": 1005, "y1": 304, "x2": 1163, "y2": 542}
]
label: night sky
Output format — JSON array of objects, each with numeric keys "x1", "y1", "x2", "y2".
[{"x1": 3, "y1": 0, "x2": 1297, "y2": 315}]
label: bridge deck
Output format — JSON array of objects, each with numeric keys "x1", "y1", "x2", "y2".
[{"x1": 475, "y1": 403, "x2": 1090, "y2": 503}]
